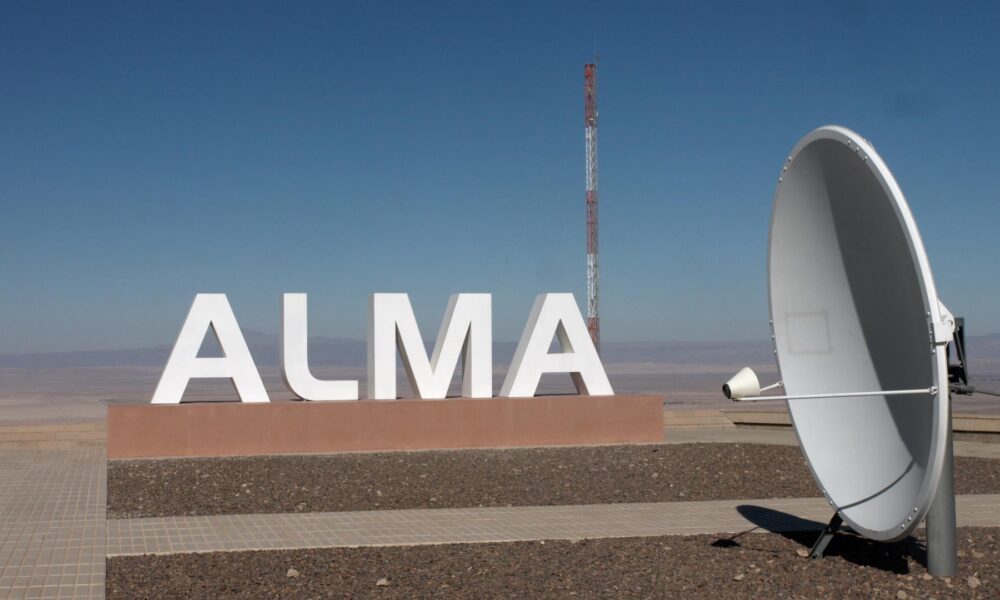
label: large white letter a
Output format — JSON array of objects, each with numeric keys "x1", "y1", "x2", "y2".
[
  {"x1": 500, "y1": 293, "x2": 613, "y2": 398},
  {"x1": 151, "y1": 294, "x2": 269, "y2": 404}
]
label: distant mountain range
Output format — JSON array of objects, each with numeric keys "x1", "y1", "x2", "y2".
[{"x1": 3, "y1": 332, "x2": 999, "y2": 370}]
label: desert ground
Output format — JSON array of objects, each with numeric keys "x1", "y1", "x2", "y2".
[{"x1": 2, "y1": 361, "x2": 998, "y2": 425}]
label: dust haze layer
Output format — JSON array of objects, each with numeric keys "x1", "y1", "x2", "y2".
[{"x1": 1, "y1": 335, "x2": 998, "y2": 425}]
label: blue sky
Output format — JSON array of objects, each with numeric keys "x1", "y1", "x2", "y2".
[{"x1": 2, "y1": 1, "x2": 998, "y2": 353}]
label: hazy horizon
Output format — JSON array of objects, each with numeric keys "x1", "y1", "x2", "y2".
[
  {"x1": 4, "y1": 326, "x2": 999, "y2": 425},
  {"x1": 4, "y1": 327, "x2": 997, "y2": 425},
  {"x1": 3, "y1": 330, "x2": 1000, "y2": 364}
]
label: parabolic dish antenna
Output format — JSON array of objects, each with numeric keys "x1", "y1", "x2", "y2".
[{"x1": 768, "y1": 125, "x2": 951, "y2": 542}]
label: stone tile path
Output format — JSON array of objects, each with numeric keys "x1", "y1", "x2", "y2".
[
  {"x1": 3, "y1": 426, "x2": 1000, "y2": 599},
  {"x1": 106, "y1": 494, "x2": 1000, "y2": 557},
  {"x1": 0, "y1": 447, "x2": 105, "y2": 599},
  {"x1": 664, "y1": 427, "x2": 1000, "y2": 458}
]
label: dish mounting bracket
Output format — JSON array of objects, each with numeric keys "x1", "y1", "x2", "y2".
[{"x1": 808, "y1": 512, "x2": 843, "y2": 560}]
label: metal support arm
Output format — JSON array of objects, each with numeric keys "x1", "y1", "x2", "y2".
[{"x1": 734, "y1": 387, "x2": 936, "y2": 402}]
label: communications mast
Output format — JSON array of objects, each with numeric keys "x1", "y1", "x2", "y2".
[{"x1": 584, "y1": 59, "x2": 600, "y2": 351}]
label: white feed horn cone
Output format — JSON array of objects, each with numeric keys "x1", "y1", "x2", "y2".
[{"x1": 723, "y1": 367, "x2": 761, "y2": 400}]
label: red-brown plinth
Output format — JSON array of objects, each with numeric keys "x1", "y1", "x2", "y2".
[{"x1": 107, "y1": 394, "x2": 664, "y2": 459}]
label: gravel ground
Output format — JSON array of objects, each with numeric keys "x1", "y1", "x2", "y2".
[
  {"x1": 108, "y1": 443, "x2": 1000, "y2": 518},
  {"x1": 107, "y1": 527, "x2": 998, "y2": 599}
]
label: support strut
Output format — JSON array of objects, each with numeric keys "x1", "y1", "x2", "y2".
[
  {"x1": 927, "y1": 408, "x2": 958, "y2": 576},
  {"x1": 809, "y1": 512, "x2": 843, "y2": 560}
]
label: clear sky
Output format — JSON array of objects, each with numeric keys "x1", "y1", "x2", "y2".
[{"x1": 2, "y1": 1, "x2": 998, "y2": 353}]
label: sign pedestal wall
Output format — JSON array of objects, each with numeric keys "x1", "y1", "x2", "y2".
[{"x1": 107, "y1": 394, "x2": 663, "y2": 459}]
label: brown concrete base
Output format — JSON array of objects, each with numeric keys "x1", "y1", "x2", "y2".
[{"x1": 107, "y1": 395, "x2": 664, "y2": 459}]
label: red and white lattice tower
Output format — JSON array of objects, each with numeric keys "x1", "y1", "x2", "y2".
[{"x1": 584, "y1": 60, "x2": 600, "y2": 351}]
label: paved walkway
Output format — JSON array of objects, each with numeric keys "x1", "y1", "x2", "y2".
[
  {"x1": 106, "y1": 494, "x2": 1000, "y2": 557},
  {"x1": 0, "y1": 447, "x2": 105, "y2": 599},
  {"x1": 3, "y1": 426, "x2": 1000, "y2": 598},
  {"x1": 664, "y1": 426, "x2": 1000, "y2": 458}
]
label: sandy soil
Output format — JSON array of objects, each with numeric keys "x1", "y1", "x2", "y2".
[
  {"x1": 106, "y1": 528, "x2": 998, "y2": 599},
  {"x1": 107, "y1": 443, "x2": 1000, "y2": 519}
]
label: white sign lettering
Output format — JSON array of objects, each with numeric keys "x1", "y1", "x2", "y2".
[
  {"x1": 282, "y1": 293, "x2": 359, "y2": 401},
  {"x1": 152, "y1": 292, "x2": 613, "y2": 403},
  {"x1": 500, "y1": 293, "x2": 613, "y2": 397},
  {"x1": 152, "y1": 294, "x2": 268, "y2": 404},
  {"x1": 368, "y1": 293, "x2": 491, "y2": 400}
]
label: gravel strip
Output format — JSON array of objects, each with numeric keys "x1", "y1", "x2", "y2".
[
  {"x1": 108, "y1": 443, "x2": 1000, "y2": 519},
  {"x1": 107, "y1": 527, "x2": 998, "y2": 599}
]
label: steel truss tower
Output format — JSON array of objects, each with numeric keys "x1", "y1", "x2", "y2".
[{"x1": 584, "y1": 60, "x2": 600, "y2": 351}]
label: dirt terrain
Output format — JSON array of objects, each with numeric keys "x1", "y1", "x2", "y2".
[
  {"x1": 107, "y1": 527, "x2": 998, "y2": 599},
  {"x1": 108, "y1": 443, "x2": 1000, "y2": 519}
]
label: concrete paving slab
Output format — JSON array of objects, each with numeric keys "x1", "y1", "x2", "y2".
[
  {"x1": 664, "y1": 426, "x2": 1000, "y2": 458},
  {"x1": 105, "y1": 494, "x2": 1000, "y2": 557},
  {"x1": 0, "y1": 447, "x2": 105, "y2": 599}
]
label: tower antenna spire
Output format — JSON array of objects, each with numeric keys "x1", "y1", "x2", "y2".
[{"x1": 584, "y1": 59, "x2": 600, "y2": 352}]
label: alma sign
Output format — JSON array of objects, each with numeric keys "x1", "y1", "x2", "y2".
[
  {"x1": 114, "y1": 292, "x2": 657, "y2": 459},
  {"x1": 152, "y1": 292, "x2": 614, "y2": 404}
]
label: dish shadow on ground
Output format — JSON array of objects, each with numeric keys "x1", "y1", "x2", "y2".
[{"x1": 707, "y1": 505, "x2": 927, "y2": 574}]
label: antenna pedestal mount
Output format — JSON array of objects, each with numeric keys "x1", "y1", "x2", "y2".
[
  {"x1": 809, "y1": 512, "x2": 843, "y2": 560},
  {"x1": 927, "y1": 403, "x2": 958, "y2": 576}
]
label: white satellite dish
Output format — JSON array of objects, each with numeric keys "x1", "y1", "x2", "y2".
[{"x1": 724, "y1": 125, "x2": 958, "y2": 573}]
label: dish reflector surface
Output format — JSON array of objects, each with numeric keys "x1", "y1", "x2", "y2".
[{"x1": 769, "y1": 126, "x2": 949, "y2": 541}]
